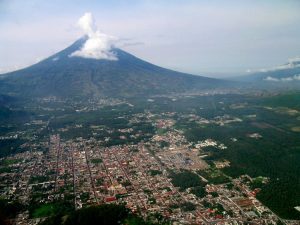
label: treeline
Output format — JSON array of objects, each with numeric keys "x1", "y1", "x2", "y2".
[
  {"x1": 169, "y1": 170, "x2": 204, "y2": 191},
  {"x1": 257, "y1": 177, "x2": 300, "y2": 220},
  {"x1": 0, "y1": 139, "x2": 27, "y2": 157},
  {"x1": 181, "y1": 95, "x2": 300, "y2": 219},
  {"x1": 0, "y1": 199, "x2": 24, "y2": 225},
  {"x1": 40, "y1": 204, "x2": 170, "y2": 225}
]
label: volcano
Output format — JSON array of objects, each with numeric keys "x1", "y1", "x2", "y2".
[{"x1": 0, "y1": 38, "x2": 229, "y2": 99}]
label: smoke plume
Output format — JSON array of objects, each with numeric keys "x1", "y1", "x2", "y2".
[{"x1": 70, "y1": 12, "x2": 117, "y2": 60}]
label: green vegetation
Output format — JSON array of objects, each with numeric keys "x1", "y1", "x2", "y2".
[
  {"x1": 0, "y1": 105, "x2": 31, "y2": 126},
  {"x1": 169, "y1": 170, "x2": 204, "y2": 191},
  {"x1": 32, "y1": 203, "x2": 57, "y2": 218},
  {"x1": 0, "y1": 167, "x2": 13, "y2": 173},
  {"x1": 250, "y1": 176, "x2": 267, "y2": 189},
  {"x1": 122, "y1": 180, "x2": 132, "y2": 187},
  {"x1": 197, "y1": 167, "x2": 231, "y2": 184},
  {"x1": 64, "y1": 204, "x2": 128, "y2": 225},
  {"x1": 0, "y1": 199, "x2": 23, "y2": 221},
  {"x1": 179, "y1": 202, "x2": 196, "y2": 212},
  {"x1": 143, "y1": 189, "x2": 152, "y2": 194},
  {"x1": 169, "y1": 202, "x2": 196, "y2": 212},
  {"x1": 262, "y1": 91, "x2": 300, "y2": 110},
  {"x1": 149, "y1": 169, "x2": 162, "y2": 176},
  {"x1": 0, "y1": 158, "x2": 22, "y2": 166},
  {"x1": 40, "y1": 204, "x2": 169, "y2": 225},
  {"x1": 211, "y1": 203, "x2": 225, "y2": 215},
  {"x1": 190, "y1": 186, "x2": 206, "y2": 198},
  {"x1": 226, "y1": 183, "x2": 234, "y2": 190},
  {"x1": 1, "y1": 90, "x2": 300, "y2": 220},
  {"x1": 29, "y1": 200, "x2": 74, "y2": 219},
  {"x1": 91, "y1": 158, "x2": 102, "y2": 164},
  {"x1": 159, "y1": 140, "x2": 169, "y2": 148},
  {"x1": 80, "y1": 192, "x2": 90, "y2": 203},
  {"x1": 257, "y1": 178, "x2": 300, "y2": 219},
  {"x1": 211, "y1": 192, "x2": 219, "y2": 198},
  {"x1": 95, "y1": 178, "x2": 104, "y2": 186},
  {"x1": 0, "y1": 139, "x2": 26, "y2": 157},
  {"x1": 47, "y1": 105, "x2": 156, "y2": 144},
  {"x1": 178, "y1": 93, "x2": 300, "y2": 219},
  {"x1": 29, "y1": 175, "x2": 49, "y2": 184},
  {"x1": 148, "y1": 197, "x2": 156, "y2": 204},
  {"x1": 157, "y1": 128, "x2": 167, "y2": 135}
]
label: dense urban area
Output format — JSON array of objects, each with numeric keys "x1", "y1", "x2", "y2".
[{"x1": 1, "y1": 91, "x2": 300, "y2": 224}]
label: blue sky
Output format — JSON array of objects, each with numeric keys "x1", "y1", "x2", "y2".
[{"x1": 1, "y1": 0, "x2": 300, "y2": 76}]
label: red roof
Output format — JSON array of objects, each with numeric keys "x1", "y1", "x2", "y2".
[
  {"x1": 105, "y1": 196, "x2": 117, "y2": 202},
  {"x1": 215, "y1": 214, "x2": 223, "y2": 219}
]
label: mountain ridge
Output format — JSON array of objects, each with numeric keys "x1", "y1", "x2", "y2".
[
  {"x1": 0, "y1": 38, "x2": 230, "y2": 99},
  {"x1": 232, "y1": 58, "x2": 300, "y2": 83}
]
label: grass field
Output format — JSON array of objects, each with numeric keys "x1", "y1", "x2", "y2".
[{"x1": 32, "y1": 203, "x2": 57, "y2": 218}]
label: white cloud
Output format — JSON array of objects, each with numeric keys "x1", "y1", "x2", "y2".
[
  {"x1": 259, "y1": 57, "x2": 300, "y2": 72},
  {"x1": 264, "y1": 76, "x2": 279, "y2": 82},
  {"x1": 264, "y1": 74, "x2": 300, "y2": 82},
  {"x1": 288, "y1": 56, "x2": 300, "y2": 64},
  {"x1": 281, "y1": 77, "x2": 293, "y2": 82},
  {"x1": 293, "y1": 75, "x2": 300, "y2": 81},
  {"x1": 1, "y1": 2, "x2": 300, "y2": 73},
  {"x1": 248, "y1": 56, "x2": 300, "y2": 73},
  {"x1": 70, "y1": 12, "x2": 117, "y2": 60}
]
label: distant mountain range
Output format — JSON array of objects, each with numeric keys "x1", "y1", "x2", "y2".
[
  {"x1": 233, "y1": 58, "x2": 300, "y2": 88},
  {"x1": 0, "y1": 38, "x2": 230, "y2": 99}
]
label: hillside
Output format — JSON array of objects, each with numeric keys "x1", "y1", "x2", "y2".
[{"x1": 0, "y1": 38, "x2": 229, "y2": 99}]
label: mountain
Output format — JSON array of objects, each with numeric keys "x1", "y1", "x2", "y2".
[
  {"x1": 233, "y1": 58, "x2": 300, "y2": 89},
  {"x1": 0, "y1": 38, "x2": 229, "y2": 99}
]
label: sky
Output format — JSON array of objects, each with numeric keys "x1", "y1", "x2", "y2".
[{"x1": 1, "y1": 0, "x2": 300, "y2": 77}]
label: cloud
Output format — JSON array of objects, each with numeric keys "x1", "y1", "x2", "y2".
[
  {"x1": 264, "y1": 74, "x2": 300, "y2": 82},
  {"x1": 264, "y1": 76, "x2": 279, "y2": 82},
  {"x1": 247, "y1": 56, "x2": 300, "y2": 73},
  {"x1": 70, "y1": 12, "x2": 117, "y2": 60},
  {"x1": 77, "y1": 12, "x2": 96, "y2": 37},
  {"x1": 288, "y1": 56, "x2": 300, "y2": 66},
  {"x1": 258, "y1": 57, "x2": 300, "y2": 73}
]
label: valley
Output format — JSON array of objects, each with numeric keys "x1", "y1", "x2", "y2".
[{"x1": 1, "y1": 91, "x2": 300, "y2": 224}]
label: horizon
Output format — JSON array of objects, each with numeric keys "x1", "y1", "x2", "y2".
[{"x1": 1, "y1": 0, "x2": 300, "y2": 77}]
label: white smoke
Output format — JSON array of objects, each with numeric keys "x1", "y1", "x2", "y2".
[{"x1": 70, "y1": 13, "x2": 118, "y2": 60}]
